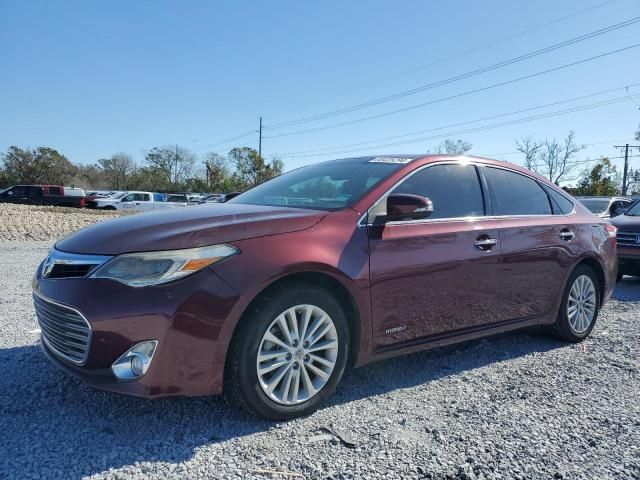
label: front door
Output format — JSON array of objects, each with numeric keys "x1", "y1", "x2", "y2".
[{"x1": 368, "y1": 163, "x2": 502, "y2": 349}]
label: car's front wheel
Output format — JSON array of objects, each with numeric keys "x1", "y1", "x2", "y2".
[
  {"x1": 552, "y1": 265, "x2": 600, "y2": 342},
  {"x1": 225, "y1": 283, "x2": 350, "y2": 420}
]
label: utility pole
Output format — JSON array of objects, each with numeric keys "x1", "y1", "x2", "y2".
[
  {"x1": 258, "y1": 116, "x2": 263, "y2": 158},
  {"x1": 175, "y1": 144, "x2": 179, "y2": 189},
  {"x1": 615, "y1": 144, "x2": 640, "y2": 195}
]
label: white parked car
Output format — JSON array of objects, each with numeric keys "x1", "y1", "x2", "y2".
[{"x1": 90, "y1": 191, "x2": 189, "y2": 212}]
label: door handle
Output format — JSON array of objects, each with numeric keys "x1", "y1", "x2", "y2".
[
  {"x1": 474, "y1": 236, "x2": 498, "y2": 251},
  {"x1": 559, "y1": 230, "x2": 575, "y2": 241}
]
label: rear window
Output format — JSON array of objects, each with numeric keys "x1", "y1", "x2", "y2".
[
  {"x1": 543, "y1": 187, "x2": 574, "y2": 215},
  {"x1": 485, "y1": 167, "x2": 552, "y2": 216}
]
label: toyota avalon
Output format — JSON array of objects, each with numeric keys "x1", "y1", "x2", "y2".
[{"x1": 32, "y1": 155, "x2": 617, "y2": 420}]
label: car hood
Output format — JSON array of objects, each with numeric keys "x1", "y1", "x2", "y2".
[
  {"x1": 55, "y1": 203, "x2": 327, "y2": 255},
  {"x1": 610, "y1": 214, "x2": 640, "y2": 232}
]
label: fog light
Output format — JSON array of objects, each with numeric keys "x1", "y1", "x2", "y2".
[
  {"x1": 111, "y1": 340, "x2": 158, "y2": 380},
  {"x1": 130, "y1": 354, "x2": 144, "y2": 376}
]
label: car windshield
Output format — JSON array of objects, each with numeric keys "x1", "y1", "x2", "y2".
[
  {"x1": 227, "y1": 157, "x2": 410, "y2": 211},
  {"x1": 625, "y1": 201, "x2": 640, "y2": 216},
  {"x1": 579, "y1": 198, "x2": 610, "y2": 214}
]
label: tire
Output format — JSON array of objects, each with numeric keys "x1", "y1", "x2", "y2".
[
  {"x1": 225, "y1": 282, "x2": 350, "y2": 420},
  {"x1": 552, "y1": 265, "x2": 600, "y2": 342}
]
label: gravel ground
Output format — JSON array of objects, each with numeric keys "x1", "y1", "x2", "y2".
[
  {"x1": 0, "y1": 241, "x2": 639, "y2": 480},
  {"x1": 0, "y1": 204, "x2": 126, "y2": 241}
]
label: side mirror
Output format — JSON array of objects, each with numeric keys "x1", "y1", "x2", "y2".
[{"x1": 385, "y1": 194, "x2": 433, "y2": 222}]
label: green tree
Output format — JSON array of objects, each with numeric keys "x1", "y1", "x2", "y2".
[
  {"x1": 571, "y1": 158, "x2": 620, "y2": 196},
  {"x1": 145, "y1": 145, "x2": 195, "y2": 189},
  {"x1": 97, "y1": 153, "x2": 133, "y2": 189},
  {"x1": 1, "y1": 146, "x2": 78, "y2": 185},
  {"x1": 203, "y1": 153, "x2": 231, "y2": 192},
  {"x1": 228, "y1": 147, "x2": 283, "y2": 188}
]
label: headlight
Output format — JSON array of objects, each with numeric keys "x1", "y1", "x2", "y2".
[{"x1": 90, "y1": 244, "x2": 237, "y2": 287}]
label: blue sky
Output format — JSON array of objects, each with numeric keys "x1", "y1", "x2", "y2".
[{"x1": 1, "y1": 0, "x2": 639, "y2": 176}]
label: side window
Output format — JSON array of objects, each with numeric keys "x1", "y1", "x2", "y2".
[
  {"x1": 27, "y1": 186, "x2": 43, "y2": 197},
  {"x1": 543, "y1": 186, "x2": 574, "y2": 215},
  {"x1": 390, "y1": 164, "x2": 485, "y2": 219},
  {"x1": 485, "y1": 167, "x2": 552, "y2": 216},
  {"x1": 48, "y1": 187, "x2": 62, "y2": 196},
  {"x1": 135, "y1": 193, "x2": 150, "y2": 201},
  {"x1": 11, "y1": 186, "x2": 27, "y2": 196},
  {"x1": 122, "y1": 193, "x2": 134, "y2": 202}
]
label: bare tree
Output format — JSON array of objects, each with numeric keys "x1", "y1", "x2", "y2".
[
  {"x1": 515, "y1": 131, "x2": 585, "y2": 184},
  {"x1": 434, "y1": 138, "x2": 472, "y2": 155},
  {"x1": 516, "y1": 136, "x2": 542, "y2": 170}
]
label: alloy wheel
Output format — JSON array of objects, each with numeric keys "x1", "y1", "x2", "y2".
[
  {"x1": 567, "y1": 274, "x2": 597, "y2": 334},
  {"x1": 256, "y1": 304, "x2": 339, "y2": 405}
]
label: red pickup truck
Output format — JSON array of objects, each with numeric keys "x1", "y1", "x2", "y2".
[{"x1": 0, "y1": 185, "x2": 87, "y2": 208}]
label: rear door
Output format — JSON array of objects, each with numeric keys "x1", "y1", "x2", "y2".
[
  {"x1": 483, "y1": 166, "x2": 580, "y2": 321},
  {"x1": 133, "y1": 193, "x2": 154, "y2": 211},
  {"x1": 368, "y1": 162, "x2": 502, "y2": 348}
]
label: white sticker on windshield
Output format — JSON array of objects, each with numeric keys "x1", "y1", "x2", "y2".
[{"x1": 368, "y1": 157, "x2": 413, "y2": 164}]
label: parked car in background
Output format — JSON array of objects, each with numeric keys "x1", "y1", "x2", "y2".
[
  {"x1": 64, "y1": 187, "x2": 86, "y2": 197},
  {"x1": 200, "y1": 193, "x2": 224, "y2": 203},
  {"x1": 0, "y1": 185, "x2": 86, "y2": 208},
  {"x1": 87, "y1": 191, "x2": 190, "y2": 211},
  {"x1": 610, "y1": 200, "x2": 640, "y2": 279},
  {"x1": 32, "y1": 155, "x2": 617, "y2": 420},
  {"x1": 576, "y1": 196, "x2": 635, "y2": 218},
  {"x1": 187, "y1": 194, "x2": 206, "y2": 204}
]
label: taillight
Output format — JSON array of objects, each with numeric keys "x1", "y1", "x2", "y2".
[{"x1": 605, "y1": 224, "x2": 617, "y2": 245}]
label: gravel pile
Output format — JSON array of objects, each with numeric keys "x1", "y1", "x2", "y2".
[
  {"x1": 0, "y1": 204, "x2": 126, "y2": 241},
  {"x1": 0, "y1": 241, "x2": 639, "y2": 479}
]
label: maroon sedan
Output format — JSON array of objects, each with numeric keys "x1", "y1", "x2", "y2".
[{"x1": 32, "y1": 155, "x2": 617, "y2": 420}]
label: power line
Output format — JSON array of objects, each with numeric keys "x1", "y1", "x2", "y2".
[
  {"x1": 267, "y1": 83, "x2": 640, "y2": 155},
  {"x1": 265, "y1": 43, "x2": 640, "y2": 139},
  {"x1": 193, "y1": 130, "x2": 256, "y2": 151},
  {"x1": 286, "y1": 0, "x2": 619, "y2": 113},
  {"x1": 527, "y1": 154, "x2": 640, "y2": 169},
  {"x1": 265, "y1": 16, "x2": 640, "y2": 130},
  {"x1": 275, "y1": 94, "x2": 639, "y2": 159},
  {"x1": 487, "y1": 138, "x2": 638, "y2": 157}
]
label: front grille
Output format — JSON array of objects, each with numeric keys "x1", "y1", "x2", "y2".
[
  {"x1": 33, "y1": 294, "x2": 91, "y2": 364},
  {"x1": 616, "y1": 231, "x2": 640, "y2": 248},
  {"x1": 47, "y1": 263, "x2": 97, "y2": 278},
  {"x1": 40, "y1": 249, "x2": 111, "y2": 279}
]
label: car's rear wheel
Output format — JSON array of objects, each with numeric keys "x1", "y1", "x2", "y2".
[
  {"x1": 552, "y1": 265, "x2": 600, "y2": 342},
  {"x1": 225, "y1": 283, "x2": 350, "y2": 420}
]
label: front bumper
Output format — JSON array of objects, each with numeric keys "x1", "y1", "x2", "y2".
[{"x1": 33, "y1": 267, "x2": 247, "y2": 398}]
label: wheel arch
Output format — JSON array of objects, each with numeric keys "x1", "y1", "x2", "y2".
[
  {"x1": 226, "y1": 270, "x2": 363, "y2": 374},
  {"x1": 574, "y1": 256, "x2": 606, "y2": 305}
]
